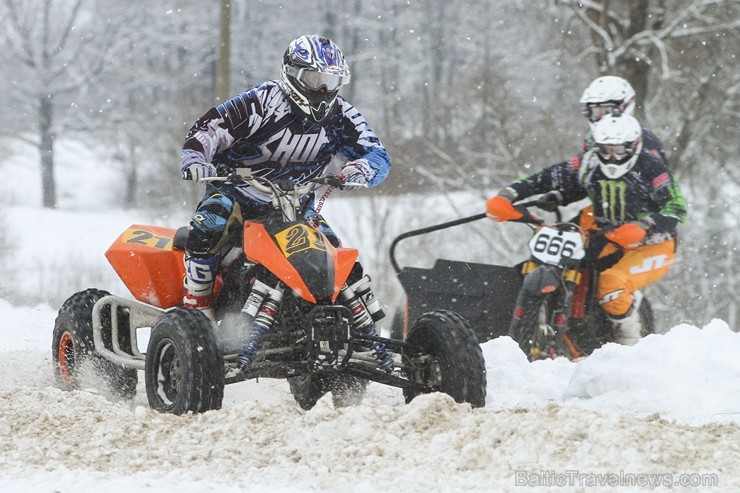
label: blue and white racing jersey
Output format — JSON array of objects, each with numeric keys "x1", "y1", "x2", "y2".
[{"x1": 181, "y1": 80, "x2": 390, "y2": 204}]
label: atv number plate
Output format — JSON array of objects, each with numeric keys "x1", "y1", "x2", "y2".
[{"x1": 528, "y1": 226, "x2": 585, "y2": 266}]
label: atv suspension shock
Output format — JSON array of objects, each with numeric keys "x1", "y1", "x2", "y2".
[
  {"x1": 237, "y1": 284, "x2": 284, "y2": 367},
  {"x1": 339, "y1": 280, "x2": 393, "y2": 370}
]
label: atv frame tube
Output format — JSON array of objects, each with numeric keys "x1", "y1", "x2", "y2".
[{"x1": 92, "y1": 295, "x2": 166, "y2": 370}]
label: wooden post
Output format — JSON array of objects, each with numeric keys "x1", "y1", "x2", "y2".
[{"x1": 216, "y1": 0, "x2": 231, "y2": 103}]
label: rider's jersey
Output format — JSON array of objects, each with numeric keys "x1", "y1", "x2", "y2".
[
  {"x1": 181, "y1": 80, "x2": 390, "y2": 204},
  {"x1": 507, "y1": 149, "x2": 686, "y2": 245}
]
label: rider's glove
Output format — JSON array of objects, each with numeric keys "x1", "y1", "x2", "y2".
[
  {"x1": 605, "y1": 222, "x2": 648, "y2": 249},
  {"x1": 338, "y1": 161, "x2": 369, "y2": 189},
  {"x1": 182, "y1": 162, "x2": 217, "y2": 182},
  {"x1": 539, "y1": 191, "x2": 563, "y2": 213},
  {"x1": 486, "y1": 188, "x2": 523, "y2": 222}
]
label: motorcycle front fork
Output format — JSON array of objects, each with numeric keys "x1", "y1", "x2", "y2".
[{"x1": 550, "y1": 274, "x2": 580, "y2": 356}]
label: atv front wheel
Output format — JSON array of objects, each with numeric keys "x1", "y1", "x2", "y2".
[
  {"x1": 145, "y1": 308, "x2": 224, "y2": 415},
  {"x1": 403, "y1": 310, "x2": 486, "y2": 407},
  {"x1": 52, "y1": 289, "x2": 138, "y2": 400}
]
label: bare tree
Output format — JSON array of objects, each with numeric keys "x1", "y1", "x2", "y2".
[
  {"x1": 556, "y1": 0, "x2": 739, "y2": 123},
  {"x1": 0, "y1": 0, "x2": 122, "y2": 207}
]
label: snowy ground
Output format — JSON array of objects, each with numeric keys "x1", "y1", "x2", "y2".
[{"x1": 1, "y1": 300, "x2": 739, "y2": 492}]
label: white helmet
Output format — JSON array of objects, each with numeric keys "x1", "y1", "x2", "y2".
[
  {"x1": 592, "y1": 114, "x2": 643, "y2": 179},
  {"x1": 580, "y1": 76, "x2": 636, "y2": 128}
]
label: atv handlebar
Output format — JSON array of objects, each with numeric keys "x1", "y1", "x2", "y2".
[{"x1": 201, "y1": 172, "x2": 359, "y2": 195}]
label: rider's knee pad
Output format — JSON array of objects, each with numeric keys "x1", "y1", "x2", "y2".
[
  {"x1": 597, "y1": 268, "x2": 634, "y2": 317},
  {"x1": 186, "y1": 194, "x2": 234, "y2": 255}
]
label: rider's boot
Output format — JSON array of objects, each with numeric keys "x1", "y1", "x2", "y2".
[
  {"x1": 183, "y1": 255, "x2": 219, "y2": 323},
  {"x1": 609, "y1": 290, "x2": 643, "y2": 346}
]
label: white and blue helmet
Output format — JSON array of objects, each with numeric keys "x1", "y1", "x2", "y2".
[{"x1": 280, "y1": 35, "x2": 351, "y2": 122}]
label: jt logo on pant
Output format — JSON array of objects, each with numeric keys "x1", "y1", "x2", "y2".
[{"x1": 629, "y1": 254, "x2": 669, "y2": 275}]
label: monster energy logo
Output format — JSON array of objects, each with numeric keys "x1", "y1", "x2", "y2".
[{"x1": 599, "y1": 180, "x2": 627, "y2": 222}]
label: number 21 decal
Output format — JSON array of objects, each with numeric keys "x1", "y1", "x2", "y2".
[{"x1": 122, "y1": 229, "x2": 173, "y2": 250}]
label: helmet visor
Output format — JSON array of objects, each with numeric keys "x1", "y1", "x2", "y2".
[
  {"x1": 583, "y1": 103, "x2": 620, "y2": 123},
  {"x1": 287, "y1": 66, "x2": 350, "y2": 92}
]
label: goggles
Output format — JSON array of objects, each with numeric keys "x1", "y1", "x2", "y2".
[
  {"x1": 286, "y1": 66, "x2": 350, "y2": 92},
  {"x1": 582, "y1": 102, "x2": 621, "y2": 123},
  {"x1": 595, "y1": 143, "x2": 635, "y2": 163}
]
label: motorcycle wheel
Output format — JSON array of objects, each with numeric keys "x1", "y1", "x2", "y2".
[
  {"x1": 145, "y1": 308, "x2": 224, "y2": 415},
  {"x1": 510, "y1": 295, "x2": 556, "y2": 361},
  {"x1": 402, "y1": 310, "x2": 486, "y2": 408},
  {"x1": 52, "y1": 289, "x2": 138, "y2": 400},
  {"x1": 288, "y1": 373, "x2": 368, "y2": 410}
]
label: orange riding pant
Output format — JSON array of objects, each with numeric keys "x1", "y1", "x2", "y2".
[
  {"x1": 596, "y1": 239, "x2": 676, "y2": 317},
  {"x1": 577, "y1": 206, "x2": 677, "y2": 317}
]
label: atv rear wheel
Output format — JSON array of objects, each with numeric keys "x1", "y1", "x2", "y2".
[
  {"x1": 52, "y1": 289, "x2": 138, "y2": 400},
  {"x1": 287, "y1": 374, "x2": 325, "y2": 410},
  {"x1": 145, "y1": 308, "x2": 224, "y2": 415},
  {"x1": 288, "y1": 373, "x2": 368, "y2": 410},
  {"x1": 402, "y1": 310, "x2": 486, "y2": 407}
]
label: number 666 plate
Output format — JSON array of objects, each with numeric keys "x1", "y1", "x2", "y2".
[{"x1": 527, "y1": 226, "x2": 586, "y2": 266}]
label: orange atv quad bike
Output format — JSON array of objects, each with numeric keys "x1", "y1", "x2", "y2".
[
  {"x1": 389, "y1": 194, "x2": 655, "y2": 361},
  {"x1": 52, "y1": 172, "x2": 487, "y2": 414}
]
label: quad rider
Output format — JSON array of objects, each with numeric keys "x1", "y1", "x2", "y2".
[
  {"x1": 487, "y1": 114, "x2": 686, "y2": 345},
  {"x1": 179, "y1": 34, "x2": 393, "y2": 369}
]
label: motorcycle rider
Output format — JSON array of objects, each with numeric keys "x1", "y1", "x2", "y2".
[
  {"x1": 179, "y1": 34, "x2": 393, "y2": 368},
  {"x1": 579, "y1": 75, "x2": 668, "y2": 164},
  {"x1": 486, "y1": 114, "x2": 686, "y2": 346},
  {"x1": 575, "y1": 75, "x2": 670, "y2": 227}
]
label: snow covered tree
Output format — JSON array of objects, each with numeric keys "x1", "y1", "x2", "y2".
[{"x1": 0, "y1": 0, "x2": 122, "y2": 208}]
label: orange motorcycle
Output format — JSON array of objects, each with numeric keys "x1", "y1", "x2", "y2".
[
  {"x1": 390, "y1": 195, "x2": 655, "y2": 361},
  {"x1": 52, "y1": 172, "x2": 486, "y2": 414}
]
